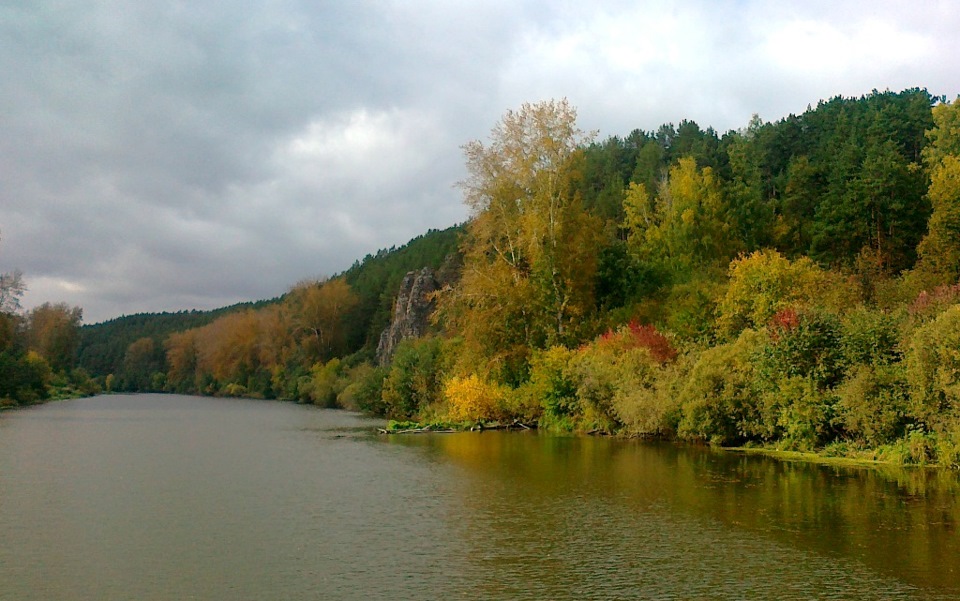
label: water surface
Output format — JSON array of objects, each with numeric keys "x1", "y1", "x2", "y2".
[{"x1": 1, "y1": 394, "x2": 957, "y2": 600}]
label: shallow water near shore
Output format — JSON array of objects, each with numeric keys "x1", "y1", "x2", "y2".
[{"x1": 1, "y1": 394, "x2": 958, "y2": 600}]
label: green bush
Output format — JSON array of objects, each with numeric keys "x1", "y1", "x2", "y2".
[
  {"x1": 268, "y1": 365, "x2": 301, "y2": 401},
  {"x1": 905, "y1": 304, "x2": 960, "y2": 431},
  {"x1": 879, "y1": 426, "x2": 937, "y2": 466},
  {"x1": 931, "y1": 427, "x2": 960, "y2": 468},
  {"x1": 500, "y1": 382, "x2": 544, "y2": 424},
  {"x1": 336, "y1": 363, "x2": 382, "y2": 412},
  {"x1": 661, "y1": 279, "x2": 721, "y2": 343},
  {"x1": 840, "y1": 307, "x2": 903, "y2": 367},
  {"x1": 763, "y1": 376, "x2": 835, "y2": 451},
  {"x1": 676, "y1": 329, "x2": 765, "y2": 445},
  {"x1": 836, "y1": 364, "x2": 910, "y2": 447},
  {"x1": 610, "y1": 351, "x2": 685, "y2": 437},
  {"x1": 221, "y1": 382, "x2": 249, "y2": 397},
  {"x1": 528, "y1": 346, "x2": 580, "y2": 431},
  {"x1": 69, "y1": 368, "x2": 101, "y2": 396},
  {"x1": 305, "y1": 358, "x2": 345, "y2": 407},
  {"x1": 0, "y1": 350, "x2": 50, "y2": 405},
  {"x1": 757, "y1": 310, "x2": 844, "y2": 390},
  {"x1": 567, "y1": 347, "x2": 621, "y2": 431},
  {"x1": 381, "y1": 337, "x2": 444, "y2": 419}
]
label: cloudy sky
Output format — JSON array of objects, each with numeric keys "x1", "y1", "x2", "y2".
[{"x1": 2, "y1": 0, "x2": 958, "y2": 323}]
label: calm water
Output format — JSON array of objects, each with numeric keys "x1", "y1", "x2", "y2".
[{"x1": 1, "y1": 395, "x2": 958, "y2": 600}]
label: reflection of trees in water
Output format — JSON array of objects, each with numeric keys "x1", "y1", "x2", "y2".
[{"x1": 394, "y1": 432, "x2": 960, "y2": 595}]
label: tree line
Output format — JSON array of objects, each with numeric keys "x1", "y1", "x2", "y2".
[
  {"x1": 6, "y1": 88, "x2": 960, "y2": 467},
  {"x1": 69, "y1": 226, "x2": 461, "y2": 399}
]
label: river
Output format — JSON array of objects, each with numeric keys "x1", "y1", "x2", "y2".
[{"x1": 1, "y1": 394, "x2": 957, "y2": 600}]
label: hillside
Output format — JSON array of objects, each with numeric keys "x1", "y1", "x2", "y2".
[{"x1": 75, "y1": 225, "x2": 462, "y2": 383}]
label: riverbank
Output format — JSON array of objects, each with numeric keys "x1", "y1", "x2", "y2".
[
  {"x1": 379, "y1": 417, "x2": 960, "y2": 470},
  {"x1": 724, "y1": 445, "x2": 916, "y2": 470}
]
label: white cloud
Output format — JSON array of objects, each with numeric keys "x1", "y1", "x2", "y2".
[{"x1": 763, "y1": 17, "x2": 931, "y2": 76}]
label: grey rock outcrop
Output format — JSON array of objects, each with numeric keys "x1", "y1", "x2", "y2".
[{"x1": 376, "y1": 267, "x2": 439, "y2": 365}]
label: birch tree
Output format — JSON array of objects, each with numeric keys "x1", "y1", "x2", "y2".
[{"x1": 439, "y1": 99, "x2": 602, "y2": 380}]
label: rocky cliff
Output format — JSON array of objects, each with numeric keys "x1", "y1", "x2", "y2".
[{"x1": 376, "y1": 267, "x2": 439, "y2": 365}]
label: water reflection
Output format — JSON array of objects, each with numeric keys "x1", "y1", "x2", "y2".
[{"x1": 388, "y1": 432, "x2": 960, "y2": 598}]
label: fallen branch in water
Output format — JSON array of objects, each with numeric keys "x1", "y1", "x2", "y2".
[
  {"x1": 378, "y1": 427, "x2": 457, "y2": 434},
  {"x1": 378, "y1": 420, "x2": 537, "y2": 435}
]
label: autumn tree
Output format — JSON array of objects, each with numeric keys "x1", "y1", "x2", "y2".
[
  {"x1": 26, "y1": 302, "x2": 82, "y2": 372},
  {"x1": 626, "y1": 157, "x2": 739, "y2": 278},
  {"x1": 255, "y1": 304, "x2": 295, "y2": 370},
  {"x1": 438, "y1": 99, "x2": 603, "y2": 380},
  {"x1": 916, "y1": 97, "x2": 960, "y2": 284},
  {"x1": 165, "y1": 329, "x2": 199, "y2": 393},
  {"x1": 287, "y1": 277, "x2": 358, "y2": 364},
  {"x1": 194, "y1": 310, "x2": 264, "y2": 392},
  {"x1": 716, "y1": 250, "x2": 830, "y2": 336}
]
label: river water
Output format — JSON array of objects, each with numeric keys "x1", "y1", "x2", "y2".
[{"x1": 0, "y1": 394, "x2": 957, "y2": 600}]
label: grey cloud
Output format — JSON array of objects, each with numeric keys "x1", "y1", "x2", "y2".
[{"x1": 1, "y1": 0, "x2": 958, "y2": 323}]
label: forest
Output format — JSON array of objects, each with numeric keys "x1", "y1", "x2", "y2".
[{"x1": 3, "y1": 88, "x2": 960, "y2": 466}]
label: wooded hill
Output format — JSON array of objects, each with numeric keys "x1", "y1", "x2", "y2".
[{"x1": 73, "y1": 226, "x2": 461, "y2": 390}]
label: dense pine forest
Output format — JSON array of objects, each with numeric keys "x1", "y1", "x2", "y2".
[{"x1": 4, "y1": 88, "x2": 960, "y2": 466}]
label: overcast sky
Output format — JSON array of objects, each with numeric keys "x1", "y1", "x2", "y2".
[{"x1": 2, "y1": 0, "x2": 958, "y2": 324}]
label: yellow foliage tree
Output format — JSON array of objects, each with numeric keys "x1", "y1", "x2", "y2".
[
  {"x1": 26, "y1": 302, "x2": 83, "y2": 372},
  {"x1": 443, "y1": 374, "x2": 504, "y2": 422},
  {"x1": 195, "y1": 310, "x2": 263, "y2": 386},
  {"x1": 438, "y1": 99, "x2": 602, "y2": 380},
  {"x1": 633, "y1": 157, "x2": 739, "y2": 276},
  {"x1": 916, "y1": 97, "x2": 960, "y2": 285},
  {"x1": 165, "y1": 329, "x2": 199, "y2": 392},
  {"x1": 717, "y1": 249, "x2": 830, "y2": 335}
]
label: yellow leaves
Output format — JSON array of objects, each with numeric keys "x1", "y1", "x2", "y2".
[
  {"x1": 717, "y1": 249, "x2": 831, "y2": 336},
  {"x1": 24, "y1": 350, "x2": 49, "y2": 369},
  {"x1": 625, "y1": 156, "x2": 737, "y2": 274},
  {"x1": 929, "y1": 155, "x2": 960, "y2": 203},
  {"x1": 287, "y1": 277, "x2": 359, "y2": 362},
  {"x1": 924, "y1": 96, "x2": 960, "y2": 167},
  {"x1": 195, "y1": 310, "x2": 264, "y2": 383},
  {"x1": 165, "y1": 329, "x2": 199, "y2": 390},
  {"x1": 622, "y1": 181, "x2": 652, "y2": 238},
  {"x1": 917, "y1": 100, "x2": 960, "y2": 284},
  {"x1": 24, "y1": 302, "x2": 83, "y2": 372},
  {"x1": 443, "y1": 374, "x2": 505, "y2": 422},
  {"x1": 164, "y1": 302, "x2": 302, "y2": 393},
  {"x1": 442, "y1": 99, "x2": 602, "y2": 362},
  {"x1": 905, "y1": 305, "x2": 960, "y2": 427},
  {"x1": 460, "y1": 99, "x2": 589, "y2": 218}
]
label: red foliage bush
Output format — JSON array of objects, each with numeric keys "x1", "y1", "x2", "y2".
[
  {"x1": 768, "y1": 308, "x2": 800, "y2": 342},
  {"x1": 596, "y1": 320, "x2": 677, "y2": 364}
]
